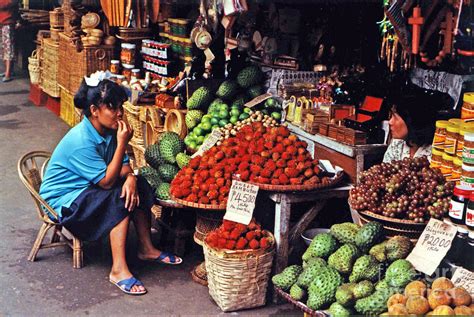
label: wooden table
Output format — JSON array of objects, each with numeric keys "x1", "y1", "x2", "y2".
[{"x1": 287, "y1": 123, "x2": 387, "y2": 184}]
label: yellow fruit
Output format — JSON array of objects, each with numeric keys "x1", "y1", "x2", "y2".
[
  {"x1": 454, "y1": 305, "x2": 472, "y2": 316},
  {"x1": 406, "y1": 295, "x2": 430, "y2": 315},
  {"x1": 433, "y1": 305, "x2": 455, "y2": 315},
  {"x1": 450, "y1": 287, "x2": 472, "y2": 307},
  {"x1": 428, "y1": 288, "x2": 452, "y2": 309},
  {"x1": 388, "y1": 303, "x2": 409, "y2": 315},
  {"x1": 426, "y1": 311, "x2": 434, "y2": 316},
  {"x1": 404, "y1": 280, "x2": 428, "y2": 297},
  {"x1": 387, "y1": 293, "x2": 408, "y2": 308},
  {"x1": 380, "y1": 313, "x2": 390, "y2": 316},
  {"x1": 432, "y1": 277, "x2": 454, "y2": 290}
]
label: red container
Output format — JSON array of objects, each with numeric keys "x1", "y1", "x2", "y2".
[
  {"x1": 29, "y1": 83, "x2": 47, "y2": 107},
  {"x1": 45, "y1": 96, "x2": 60, "y2": 116}
]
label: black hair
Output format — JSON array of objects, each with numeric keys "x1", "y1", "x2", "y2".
[
  {"x1": 389, "y1": 85, "x2": 439, "y2": 148},
  {"x1": 74, "y1": 79, "x2": 128, "y2": 117}
]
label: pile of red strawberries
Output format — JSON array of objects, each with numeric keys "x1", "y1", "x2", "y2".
[
  {"x1": 170, "y1": 122, "x2": 330, "y2": 205},
  {"x1": 205, "y1": 219, "x2": 271, "y2": 250}
]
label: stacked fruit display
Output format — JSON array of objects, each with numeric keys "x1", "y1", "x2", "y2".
[
  {"x1": 272, "y1": 221, "x2": 419, "y2": 316},
  {"x1": 184, "y1": 65, "x2": 282, "y2": 151},
  {"x1": 350, "y1": 157, "x2": 454, "y2": 223},
  {"x1": 205, "y1": 219, "x2": 272, "y2": 251},
  {"x1": 170, "y1": 122, "x2": 332, "y2": 206},
  {"x1": 140, "y1": 131, "x2": 190, "y2": 200},
  {"x1": 382, "y1": 277, "x2": 472, "y2": 316}
]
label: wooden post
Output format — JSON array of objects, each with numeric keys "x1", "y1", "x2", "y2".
[{"x1": 408, "y1": 6, "x2": 424, "y2": 55}]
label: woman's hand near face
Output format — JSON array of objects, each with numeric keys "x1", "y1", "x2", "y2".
[
  {"x1": 121, "y1": 175, "x2": 139, "y2": 212},
  {"x1": 116, "y1": 120, "x2": 134, "y2": 146}
]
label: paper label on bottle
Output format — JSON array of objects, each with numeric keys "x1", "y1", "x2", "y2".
[
  {"x1": 451, "y1": 267, "x2": 474, "y2": 296},
  {"x1": 406, "y1": 218, "x2": 458, "y2": 275},
  {"x1": 466, "y1": 208, "x2": 474, "y2": 227},
  {"x1": 463, "y1": 147, "x2": 474, "y2": 164},
  {"x1": 449, "y1": 200, "x2": 464, "y2": 220},
  {"x1": 224, "y1": 180, "x2": 259, "y2": 225}
]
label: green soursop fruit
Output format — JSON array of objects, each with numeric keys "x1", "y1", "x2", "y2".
[
  {"x1": 271, "y1": 265, "x2": 303, "y2": 291},
  {"x1": 289, "y1": 283, "x2": 306, "y2": 301},
  {"x1": 302, "y1": 233, "x2": 339, "y2": 261},
  {"x1": 144, "y1": 143, "x2": 166, "y2": 169},
  {"x1": 353, "y1": 280, "x2": 375, "y2": 299},
  {"x1": 236, "y1": 66, "x2": 263, "y2": 88},
  {"x1": 328, "y1": 302, "x2": 353, "y2": 317},
  {"x1": 385, "y1": 259, "x2": 416, "y2": 288},
  {"x1": 176, "y1": 153, "x2": 191, "y2": 169},
  {"x1": 385, "y1": 236, "x2": 412, "y2": 262},
  {"x1": 216, "y1": 80, "x2": 239, "y2": 100},
  {"x1": 186, "y1": 86, "x2": 212, "y2": 110},
  {"x1": 349, "y1": 255, "x2": 381, "y2": 283},
  {"x1": 354, "y1": 288, "x2": 397, "y2": 315},
  {"x1": 369, "y1": 241, "x2": 388, "y2": 262},
  {"x1": 296, "y1": 260, "x2": 326, "y2": 289},
  {"x1": 247, "y1": 85, "x2": 263, "y2": 99},
  {"x1": 328, "y1": 243, "x2": 360, "y2": 274},
  {"x1": 307, "y1": 266, "x2": 343, "y2": 310},
  {"x1": 185, "y1": 110, "x2": 204, "y2": 129},
  {"x1": 375, "y1": 279, "x2": 390, "y2": 291},
  {"x1": 158, "y1": 132, "x2": 185, "y2": 164},
  {"x1": 355, "y1": 221, "x2": 385, "y2": 252},
  {"x1": 208, "y1": 98, "x2": 224, "y2": 113},
  {"x1": 158, "y1": 164, "x2": 179, "y2": 182},
  {"x1": 139, "y1": 166, "x2": 162, "y2": 189},
  {"x1": 330, "y1": 222, "x2": 360, "y2": 244},
  {"x1": 302, "y1": 256, "x2": 327, "y2": 270},
  {"x1": 335, "y1": 283, "x2": 356, "y2": 306},
  {"x1": 155, "y1": 183, "x2": 171, "y2": 200},
  {"x1": 231, "y1": 95, "x2": 246, "y2": 108}
]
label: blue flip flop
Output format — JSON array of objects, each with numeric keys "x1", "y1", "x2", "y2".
[
  {"x1": 146, "y1": 251, "x2": 183, "y2": 265},
  {"x1": 109, "y1": 276, "x2": 147, "y2": 295}
]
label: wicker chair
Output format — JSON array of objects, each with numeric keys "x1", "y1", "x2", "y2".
[{"x1": 17, "y1": 151, "x2": 83, "y2": 268}]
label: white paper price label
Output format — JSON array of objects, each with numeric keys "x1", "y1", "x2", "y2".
[
  {"x1": 192, "y1": 129, "x2": 222, "y2": 158},
  {"x1": 224, "y1": 180, "x2": 259, "y2": 225},
  {"x1": 451, "y1": 267, "x2": 474, "y2": 296},
  {"x1": 406, "y1": 218, "x2": 457, "y2": 276}
]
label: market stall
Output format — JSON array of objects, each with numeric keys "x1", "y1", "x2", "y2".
[{"x1": 24, "y1": 0, "x2": 474, "y2": 314}]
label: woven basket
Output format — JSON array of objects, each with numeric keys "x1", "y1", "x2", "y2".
[
  {"x1": 204, "y1": 232, "x2": 275, "y2": 312},
  {"x1": 194, "y1": 210, "x2": 225, "y2": 246},
  {"x1": 164, "y1": 109, "x2": 187, "y2": 139},
  {"x1": 141, "y1": 106, "x2": 164, "y2": 146},
  {"x1": 59, "y1": 88, "x2": 81, "y2": 126},
  {"x1": 40, "y1": 39, "x2": 60, "y2": 98},
  {"x1": 49, "y1": 9, "x2": 64, "y2": 28},
  {"x1": 249, "y1": 171, "x2": 345, "y2": 192},
  {"x1": 129, "y1": 141, "x2": 147, "y2": 169},
  {"x1": 28, "y1": 50, "x2": 40, "y2": 84},
  {"x1": 275, "y1": 288, "x2": 328, "y2": 316},
  {"x1": 123, "y1": 102, "x2": 145, "y2": 146},
  {"x1": 117, "y1": 27, "x2": 151, "y2": 40},
  {"x1": 28, "y1": 50, "x2": 39, "y2": 68}
]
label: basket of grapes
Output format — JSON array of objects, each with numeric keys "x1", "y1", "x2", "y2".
[{"x1": 349, "y1": 157, "x2": 454, "y2": 239}]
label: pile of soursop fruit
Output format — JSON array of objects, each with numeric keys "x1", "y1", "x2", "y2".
[
  {"x1": 272, "y1": 221, "x2": 417, "y2": 316},
  {"x1": 140, "y1": 131, "x2": 190, "y2": 200}
]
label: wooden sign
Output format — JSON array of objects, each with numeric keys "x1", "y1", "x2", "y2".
[
  {"x1": 244, "y1": 93, "x2": 272, "y2": 108},
  {"x1": 451, "y1": 267, "x2": 474, "y2": 296},
  {"x1": 224, "y1": 180, "x2": 259, "y2": 225},
  {"x1": 192, "y1": 129, "x2": 222, "y2": 158},
  {"x1": 406, "y1": 218, "x2": 457, "y2": 276}
]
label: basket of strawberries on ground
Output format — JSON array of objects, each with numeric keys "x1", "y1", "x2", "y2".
[{"x1": 203, "y1": 218, "x2": 275, "y2": 312}]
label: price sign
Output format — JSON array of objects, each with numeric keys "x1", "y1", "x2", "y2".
[
  {"x1": 224, "y1": 180, "x2": 259, "y2": 225},
  {"x1": 244, "y1": 92, "x2": 272, "y2": 108},
  {"x1": 192, "y1": 129, "x2": 222, "y2": 158},
  {"x1": 406, "y1": 218, "x2": 457, "y2": 275},
  {"x1": 451, "y1": 267, "x2": 474, "y2": 296}
]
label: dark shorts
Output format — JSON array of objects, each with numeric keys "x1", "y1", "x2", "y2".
[{"x1": 60, "y1": 175, "x2": 155, "y2": 242}]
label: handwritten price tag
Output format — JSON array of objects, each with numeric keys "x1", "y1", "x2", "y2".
[
  {"x1": 406, "y1": 218, "x2": 457, "y2": 276},
  {"x1": 451, "y1": 267, "x2": 474, "y2": 296},
  {"x1": 224, "y1": 180, "x2": 259, "y2": 225},
  {"x1": 192, "y1": 129, "x2": 222, "y2": 158}
]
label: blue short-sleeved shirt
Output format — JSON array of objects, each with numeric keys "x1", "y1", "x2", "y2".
[{"x1": 39, "y1": 117, "x2": 129, "y2": 217}]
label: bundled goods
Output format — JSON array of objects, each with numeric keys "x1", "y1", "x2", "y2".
[
  {"x1": 205, "y1": 219, "x2": 272, "y2": 251},
  {"x1": 381, "y1": 277, "x2": 472, "y2": 316},
  {"x1": 171, "y1": 122, "x2": 332, "y2": 206},
  {"x1": 350, "y1": 157, "x2": 454, "y2": 223},
  {"x1": 272, "y1": 221, "x2": 420, "y2": 316},
  {"x1": 141, "y1": 131, "x2": 189, "y2": 200}
]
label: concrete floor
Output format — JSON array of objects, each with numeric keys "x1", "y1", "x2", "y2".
[{"x1": 0, "y1": 69, "x2": 300, "y2": 316}]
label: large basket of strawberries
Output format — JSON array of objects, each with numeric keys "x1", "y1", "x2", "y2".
[{"x1": 203, "y1": 219, "x2": 275, "y2": 312}]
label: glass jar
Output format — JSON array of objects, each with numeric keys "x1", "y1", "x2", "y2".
[
  {"x1": 446, "y1": 226, "x2": 469, "y2": 266},
  {"x1": 461, "y1": 163, "x2": 474, "y2": 188},
  {"x1": 464, "y1": 231, "x2": 474, "y2": 270},
  {"x1": 122, "y1": 64, "x2": 134, "y2": 82},
  {"x1": 461, "y1": 92, "x2": 474, "y2": 122},
  {"x1": 458, "y1": 122, "x2": 474, "y2": 158},
  {"x1": 452, "y1": 156, "x2": 463, "y2": 184},
  {"x1": 120, "y1": 43, "x2": 136, "y2": 65},
  {"x1": 432, "y1": 120, "x2": 450, "y2": 150},
  {"x1": 463, "y1": 132, "x2": 474, "y2": 165},
  {"x1": 110, "y1": 60, "x2": 120, "y2": 74},
  {"x1": 449, "y1": 185, "x2": 472, "y2": 224},
  {"x1": 466, "y1": 192, "x2": 474, "y2": 230},
  {"x1": 440, "y1": 152, "x2": 454, "y2": 179},
  {"x1": 431, "y1": 148, "x2": 444, "y2": 169},
  {"x1": 445, "y1": 123, "x2": 460, "y2": 155}
]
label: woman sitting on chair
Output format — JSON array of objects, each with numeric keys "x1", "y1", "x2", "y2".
[{"x1": 39, "y1": 78, "x2": 182, "y2": 296}]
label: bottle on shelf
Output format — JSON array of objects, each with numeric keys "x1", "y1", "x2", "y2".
[{"x1": 445, "y1": 226, "x2": 468, "y2": 266}]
